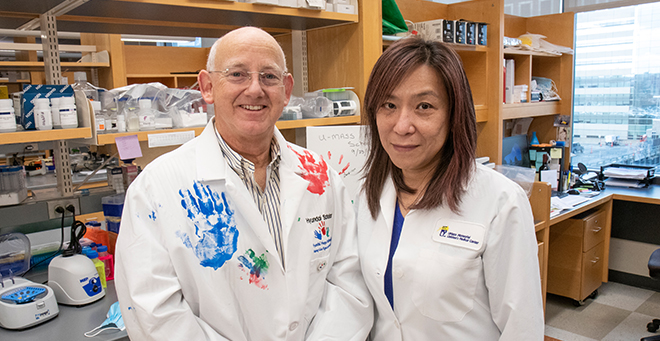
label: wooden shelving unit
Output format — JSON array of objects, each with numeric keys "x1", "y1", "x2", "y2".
[
  {"x1": 95, "y1": 126, "x2": 205, "y2": 145},
  {"x1": 502, "y1": 101, "x2": 562, "y2": 119},
  {"x1": 0, "y1": 61, "x2": 110, "y2": 70},
  {"x1": 0, "y1": 127, "x2": 91, "y2": 145}
]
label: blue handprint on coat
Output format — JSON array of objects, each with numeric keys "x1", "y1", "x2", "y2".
[{"x1": 177, "y1": 181, "x2": 239, "y2": 270}]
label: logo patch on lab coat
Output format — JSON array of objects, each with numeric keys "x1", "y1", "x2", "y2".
[
  {"x1": 306, "y1": 213, "x2": 332, "y2": 253},
  {"x1": 432, "y1": 220, "x2": 485, "y2": 250}
]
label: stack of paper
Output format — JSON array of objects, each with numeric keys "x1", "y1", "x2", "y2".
[
  {"x1": 550, "y1": 195, "x2": 589, "y2": 218},
  {"x1": 603, "y1": 167, "x2": 648, "y2": 180}
]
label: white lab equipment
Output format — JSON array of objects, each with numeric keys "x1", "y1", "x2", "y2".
[
  {"x1": 0, "y1": 233, "x2": 59, "y2": 330},
  {"x1": 331, "y1": 100, "x2": 357, "y2": 116},
  {"x1": 48, "y1": 254, "x2": 105, "y2": 306}
]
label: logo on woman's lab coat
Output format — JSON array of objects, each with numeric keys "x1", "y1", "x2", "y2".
[{"x1": 432, "y1": 220, "x2": 485, "y2": 251}]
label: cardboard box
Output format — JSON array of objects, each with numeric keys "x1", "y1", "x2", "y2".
[
  {"x1": 21, "y1": 84, "x2": 74, "y2": 130},
  {"x1": 122, "y1": 164, "x2": 139, "y2": 188},
  {"x1": 0, "y1": 85, "x2": 8, "y2": 100}
]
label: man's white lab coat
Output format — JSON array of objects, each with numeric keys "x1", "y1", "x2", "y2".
[
  {"x1": 356, "y1": 164, "x2": 544, "y2": 340},
  {"x1": 115, "y1": 120, "x2": 373, "y2": 340}
]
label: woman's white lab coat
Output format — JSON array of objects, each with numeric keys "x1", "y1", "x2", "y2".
[
  {"x1": 356, "y1": 164, "x2": 544, "y2": 340},
  {"x1": 115, "y1": 121, "x2": 373, "y2": 341}
]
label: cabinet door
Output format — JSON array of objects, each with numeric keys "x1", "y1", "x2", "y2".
[
  {"x1": 583, "y1": 210, "x2": 607, "y2": 252},
  {"x1": 581, "y1": 242, "x2": 604, "y2": 301}
]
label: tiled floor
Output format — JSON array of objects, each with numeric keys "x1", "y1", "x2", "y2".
[{"x1": 545, "y1": 281, "x2": 660, "y2": 340}]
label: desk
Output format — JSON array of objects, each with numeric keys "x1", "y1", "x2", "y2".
[
  {"x1": 539, "y1": 184, "x2": 660, "y2": 305},
  {"x1": 0, "y1": 271, "x2": 128, "y2": 341}
]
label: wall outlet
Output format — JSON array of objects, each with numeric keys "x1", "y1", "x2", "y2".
[{"x1": 47, "y1": 198, "x2": 81, "y2": 220}]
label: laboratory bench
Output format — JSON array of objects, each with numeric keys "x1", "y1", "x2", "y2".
[
  {"x1": 543, "y1": 183, "x2": 660, "y2": 305},
  {"x1": 0, "y1": 269, "x2": 127, "y2": 340}
]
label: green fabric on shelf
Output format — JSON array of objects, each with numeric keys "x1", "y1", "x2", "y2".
[{"x1": 383, "y1": 0, "x2": 408, "y2": 35}]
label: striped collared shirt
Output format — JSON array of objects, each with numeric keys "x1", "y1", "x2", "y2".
[{"x1": 214, "y1": 126, "x2": 285, "y2": 267}]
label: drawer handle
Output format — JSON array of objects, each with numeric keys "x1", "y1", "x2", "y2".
[
  {"x1": 592, "y1": 226, "x2": 602, "y2": 233},
  {"x1": 591, "y1": 257, "x2": 600, "y2": 264}
]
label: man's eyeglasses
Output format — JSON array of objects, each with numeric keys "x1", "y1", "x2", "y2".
[{"x1": 209, "y1": 68, "x2": 287, "y2": 87}]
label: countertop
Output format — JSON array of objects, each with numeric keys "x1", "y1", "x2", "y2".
[{"x1": 0, "y1": 270, "x2": 128, "y2": 341}]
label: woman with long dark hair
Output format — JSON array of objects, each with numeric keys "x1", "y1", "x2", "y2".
[{"x1": 357, "y1": 37, "x2": 544, "y2": 340}]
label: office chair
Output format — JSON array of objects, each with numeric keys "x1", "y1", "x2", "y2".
[{"x1": 641, "y1": 249, "x2": 660, "y2": 341}]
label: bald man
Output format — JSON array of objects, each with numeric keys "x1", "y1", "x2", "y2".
[{"x1": 114, "y1": 27, "x2": 373, "y2": 341}]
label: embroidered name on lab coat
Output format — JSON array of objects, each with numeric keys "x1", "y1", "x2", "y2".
[{"x1": 432, "y1": 220, "x2": 485, "y2": 250}]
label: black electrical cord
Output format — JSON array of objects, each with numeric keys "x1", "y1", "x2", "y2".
[{"x1": 63, "y1": 205, "x2": 86, "y2": 256}]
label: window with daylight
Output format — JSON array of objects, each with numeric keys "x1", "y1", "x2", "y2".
[{"x1": 571, "y1": 2, "x2": 660, "y2": 170}]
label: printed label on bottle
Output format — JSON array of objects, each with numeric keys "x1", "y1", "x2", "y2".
[
  {"x1": 0, "y1": 113, "x2": 16, "y2": 131},
  {"x1": 96, "y1": 117, "x2": 105, "y2": 131},
  {"x1": 59, "y1": 108, "x2": 78, "y2": 127}
]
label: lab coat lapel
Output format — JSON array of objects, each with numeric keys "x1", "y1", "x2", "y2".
[
  {"x1": 379, "y1": 177, "x2": 397, "y2": 240},
  {"x1": 372, "y1": 178, "x2": 399, "y2": 312},
  {"x1": 276, "y1": 129, "x2": 310, "y2": 250},
  {"x1": 193, "y1": 120, "x2": 283, "y2": 271}
]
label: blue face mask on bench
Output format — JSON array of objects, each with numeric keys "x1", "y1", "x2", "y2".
[{"x1": 84, "y1": 301, "x2": 125, "y2": 337}]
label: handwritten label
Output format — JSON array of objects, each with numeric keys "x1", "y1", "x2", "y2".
[{"x1": 306, "y1": 125, "x2": 368, "y2": 198}]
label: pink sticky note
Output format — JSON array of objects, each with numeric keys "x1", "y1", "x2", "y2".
[{"x1": 115, "y1": 135, "x2": 143, "y2": 160}]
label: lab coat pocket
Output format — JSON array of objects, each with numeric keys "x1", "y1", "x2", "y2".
[
  {"x1": 305, "y1": 256, "x2": 331, "y2": 320},
  {"x1": 411, "y1": 249, "x2": 481, "y2": 322}
]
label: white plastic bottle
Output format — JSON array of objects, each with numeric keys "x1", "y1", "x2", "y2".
[
  {"x1": 34, "y1": 97, "x2": 53, "y2": 130},
  {"x1": 138, "y1": 99, "x2": 156, "y2": 131},
  {"x1": 50, "y1": 97, "x2": 61, "y2": 129},
  {"x1": 58, "y1": 96, "x2": 79, "y2": 129},
  {"x1": 0, "y1": 99, "x2": 17, "y2": 133},
  {"x1": 72, "y1": 71, "x2": 99, "y2": 101},
  {"x1": 92, "y1": 101, "x2": 105, "y2": 134},
  {"x1": 116, "y1": 114, "x2": 126, "y2": 132}
]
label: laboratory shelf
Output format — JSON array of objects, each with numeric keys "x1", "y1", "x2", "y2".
[
  {"x1": 0, "y1": 127, "x2": 92, "y2": 145},
  {"x1": 0, "y1": 61, "x2": 110, "y2": 71},
  {"x1": 96, "y1": 126, "x2": 206, "y2": 145},
  {"x1": 503, "y1": 48, "x2": 562, "y2": 57},
  {"x1": 96, "y1": 116, "x2": 362, "y2": 144},
  {"x1": 502, "y1": 101, "x2": 561, "y2": 120},
  {"x1": 0, "y1": 0, "x2": 358, "y2": 38},
  {"x1": 276, "y1": 115, "x2": 361, "y2": 130}
]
